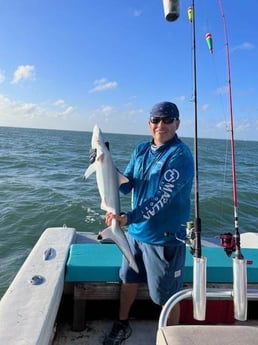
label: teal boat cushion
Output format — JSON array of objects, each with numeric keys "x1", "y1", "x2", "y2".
[
  {"x1": 65, "y1": 244, "x2": 258, "y2": 284},
  {"x1": 184, "y1": 247, "x2": 258, "y2": 283},
  {"x1": 65, "y1": 243, "x2": 122, "y2": 282}
]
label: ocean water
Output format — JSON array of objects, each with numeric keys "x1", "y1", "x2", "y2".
[{"x1": 0, "y1": 126, "x2": 257, "y2": 298}]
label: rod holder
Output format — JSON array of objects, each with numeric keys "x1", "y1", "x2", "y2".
[
  {"x1": 233, "y1": 257, "x2": 247, "y2": 321},
  {"x1": 162, "y1": 0, "x2": 180, "y2": 22},
  {"x1": 193, "y1": 256, "x2": 207, "y2": 320}
]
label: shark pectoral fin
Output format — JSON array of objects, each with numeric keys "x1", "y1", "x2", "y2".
[
  {"x1": 117, "y1": 172, "x2": 129, "y2": 186},
  {"x1": 97, "y1": 226, "x2": 114, "y2": 241},
  {"x1": 84, "y1": 163, "x2": 96, "y2": 179}
]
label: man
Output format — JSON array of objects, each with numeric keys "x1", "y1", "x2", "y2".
[{"x1": 103, "y1": 101, "x2": 194, "y2": 345}]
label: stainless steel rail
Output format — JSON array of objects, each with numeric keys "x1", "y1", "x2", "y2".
[{"x1": 158, "y1": 288, "x2": 258, "y2": 328}]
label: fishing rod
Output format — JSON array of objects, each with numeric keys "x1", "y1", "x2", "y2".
[
  {"x1": 162, "y1": 0, "x2": 206, "y2": 321},
  {"x1": 218, "y1": 0, "x2": 247, "y2": 321},
  {"x1": 190, "y1": 0, "x2": 202, "y2": 260},
  {"x1": 218, "y1": 0, "x2": 243, "y2": 260},
  {"x1": 162, "y1": 0, "x2": 202, "y2": 259},
  {"x1": 188, "y1": 0, "x2": 206, "y2": 321}
]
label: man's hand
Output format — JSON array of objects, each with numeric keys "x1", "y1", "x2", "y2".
[
  {"x1": 89, "y1": 142, "x2": 109, "y2": 164},
  {"x1": 105, "y1": 212, "x2": 128, "y2": 227},
  {"x1": 89, "y1": 148, "x2": 97, "y2": 164}
]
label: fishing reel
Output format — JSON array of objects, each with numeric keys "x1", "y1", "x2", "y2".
[
  {"x1": 185, "y1": 221, "x2": 196, "y2": 255},
  {"x1": 220, "y1": 232, "x2": 236, "y2": 257},
  {"x1": 174, "y1": 221, "x2": 196, "y2": 254}
]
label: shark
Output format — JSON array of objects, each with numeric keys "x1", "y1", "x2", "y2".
[{"x1": 84, "y1": 125, "x2": 139, "y2": 273}]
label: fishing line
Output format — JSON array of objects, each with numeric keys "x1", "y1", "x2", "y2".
[
  {"x1": 202, "y1": 42, "x2": 232, "y2": 234},
  {"x1": 199, "y1": 0, "x2": 237, "y2": 236}
]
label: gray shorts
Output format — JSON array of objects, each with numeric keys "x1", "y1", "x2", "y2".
[{"x1": 119, "y1": 234, "x2": 186, "y2": 305}]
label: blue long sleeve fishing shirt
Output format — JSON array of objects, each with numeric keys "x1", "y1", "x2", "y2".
[{"x1": 120, "y1": 134, "x2": 194, "y2": 246}]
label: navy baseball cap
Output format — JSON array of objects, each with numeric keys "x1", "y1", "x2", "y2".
[{"x1": 150, "y1": 101, "x2": 179, "y2": 118}]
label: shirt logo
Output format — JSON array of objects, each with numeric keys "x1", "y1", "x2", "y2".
[{"x1": 143, "y1": 168, "x2": 180, "y2": 220}]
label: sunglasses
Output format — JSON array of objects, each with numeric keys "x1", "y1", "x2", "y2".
[{"x1": 150, "y1": 116, "x2": 178, "y2": 124}]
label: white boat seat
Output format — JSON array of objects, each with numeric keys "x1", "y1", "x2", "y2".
[{"x1": 156, "y1": 325, "x2": 258, "y2": 345}]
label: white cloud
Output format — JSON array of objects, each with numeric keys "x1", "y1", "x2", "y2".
[
  {"x1": 60, "y1": 106, "x2": 75, "y2": 116},
  {"x1": 0, "y1": 71, "x2": 5, "y2": 83},
  {"x1": 216, "y1": 119, "x2": 251, "y2": 134},
  {"x1": 176, "y1": 95, "x2": 186, "y2": 102},
  {"x1": 53, "y1": 99, "x2": 75, "y2": 116},
  {"x1": 97, "y1": 105, "x2": 115, "y2": 115},
  {"x1": 0, "y1": 93, "x2": 75, "y2": 125},
  {"x1": 231, "y1": 42, "x2": 255, "y2": 53},
  {"x1": 17, "y1": 103, "x2": 41, "y2": 119},
  {"x1": 0, "y1": 95, "x2": 43, "y2": 120},
  {"x1": 11, "y1": 65, "x2": 35, "y2": 84},
  {"x1": 216, "y1": 120, "x2": 229, "y2": 130},
  {"x1": 235, "y1": 119, "x2": 250, "y2": 132},
  {"x1": 89, "y1": 78, "x2": 118, "y2": 93},
  {"x1": 133, "y1": 9, "x2": 142, "y2": 17},
  {"x1": 215, "y1": 85, "x2": 228, "y2": 95},
  {"x1": 0, "y1": 94, "x2": 14, "y2": 110},
  {"x1": 128, "y1": 108, "x2": 144, "y2": 115},
  {"x1": 88, "y1": 105, "x2": 116, "y2": 124},
  {"x1": 54, "y1": 99, "x2": 66, "y2": 107},
  {"x1": 200, "y1": 104, "x2": 209, "y2": 111}
]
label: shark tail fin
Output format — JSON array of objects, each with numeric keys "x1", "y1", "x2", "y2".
[{"x1": 84, "y1": 163, "x2": 96, "y2": 180}]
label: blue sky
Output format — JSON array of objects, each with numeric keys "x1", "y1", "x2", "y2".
[{"x1": 0, "y1": 1, "x2": 257, "y2": 140}]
